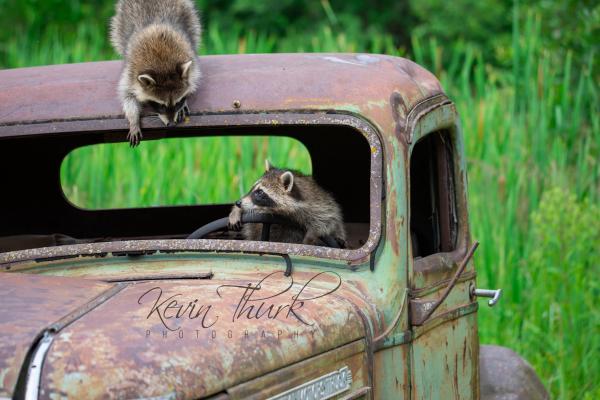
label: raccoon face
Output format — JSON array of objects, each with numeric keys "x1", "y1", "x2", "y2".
[
  {"x1": 136, "y1": 60, "x2": 194, "y2": 126},
  {"x1": 239, "y1": 160, "x2": 302, "y2": 213},
  {"x1": 146, "y1": 96, "x2": 187, "y2": 126}
]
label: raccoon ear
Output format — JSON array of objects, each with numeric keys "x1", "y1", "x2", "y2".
[
  {"x1": 180, "y1": 60, "x2": 193, "y2": 79},
  {"x1": 280, "y1": 171, "x2": 294, "y2": 192},
  {"x1": 265, "y1": 159, "x2": 273, "y2": 171},
  {"x1": 137, "y1": 74, "x2": 156, "y2": 86}
]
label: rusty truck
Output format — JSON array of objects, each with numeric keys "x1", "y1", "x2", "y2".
[{"x1": 0, "y1": 53, "x2": 547, "y2": 399}]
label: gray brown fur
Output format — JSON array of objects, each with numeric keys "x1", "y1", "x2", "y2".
[
  {"x1": 110, "y1": 0, "x2": 201, "y2": 146},
  {"x1": 228, "y1": 161, "x2": 346, "y2": 247}
]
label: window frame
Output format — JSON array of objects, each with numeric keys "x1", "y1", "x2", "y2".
[
  {"x1": 0, "y1": 112, "x2": 384, "y2": 265},
  {"x1": 409, "y1": 130, "x2": 459, "y2": 257},
  {"x1": 406, "y1": 101, "x2": 473, "y2": 290}
]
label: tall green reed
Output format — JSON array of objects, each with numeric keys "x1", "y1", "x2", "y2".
[{"x1": 411, "y1": 12, "x2": 599, "y2": 398}]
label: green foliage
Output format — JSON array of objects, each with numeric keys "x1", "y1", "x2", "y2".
[
  {"x1": 522, "y1": 188, "x2": 599, "y2": 399},
  {"x1": 410, "y1": 0, "x2": 511, "y2": 64},
  {"x1": 438, "y1": 13, "x2": 599, "y2": 398},
  {"x1": 61, "y1": 137, "x2": 312, "y2": 208},
  {"x1": 522, "y1": 0, "x2": 600, "y2": 67},
  {"x1": 1, "y1": 1, "x2": 599, "y2": 398}
]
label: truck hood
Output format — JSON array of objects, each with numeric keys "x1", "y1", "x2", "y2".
[{"x1": 0, "y1": 270, "x2": 372, "y2": 399}]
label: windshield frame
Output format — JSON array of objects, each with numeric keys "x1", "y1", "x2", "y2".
[{"x1": 0, "y1": 112, "x2": 383, "y2": 266}]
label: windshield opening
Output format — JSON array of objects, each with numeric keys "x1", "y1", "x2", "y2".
[{"x1": 0, "y1": 118, "x2": 377, "y2": 259}]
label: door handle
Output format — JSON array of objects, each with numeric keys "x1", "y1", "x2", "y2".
[{"x1": 470, "y1": 286, "x2": 502, "y2": 306}]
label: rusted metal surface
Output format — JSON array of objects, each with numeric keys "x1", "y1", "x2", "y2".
[
  {"x1": 37, "y1": 271, "x2": 373, "y2": 399},
  {"x1": 226, "y1": 339, "x2": 367, "y2": 399},
  {"x1": 0, "y1": 53, "x2": 487, "y2": 399},
  {"x1": 409, "y1": 103, "x2": 474, "y2": 290},
  {"x1": 410, "y1": 242, "x2": 479, "y2": 326},
  {"x1": 0, "y1": 273, "x2": 113, "y2": 398},
  {"x1": 403, "y1": 102, "x2": 479, "y2": 399},
  {"x1": 410, "y1": 312, "x2": 479, "y2": 400},
  {"x1": 0, "y1": 53, "x2": 442, "y2": 134},
  {"x1": 372, "y1": 345, "x2": 411, "y2": 399}
]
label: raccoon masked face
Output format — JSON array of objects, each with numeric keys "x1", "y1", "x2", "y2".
[
  {"x1": 136, "y1": 60, "x2": 194, "y2": 126},
  {"x1": 239, "y1": 160, "x2": 301, "y2": 213}
]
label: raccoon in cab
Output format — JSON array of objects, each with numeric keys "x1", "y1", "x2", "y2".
[
  {"x1": 110, "y1": 0, "x2": 202, "y2": 147},
  {"x1": 228, "y1": 161, "x2": 347, "y2": 248}
]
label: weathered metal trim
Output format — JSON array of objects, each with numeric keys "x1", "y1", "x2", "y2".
[
  {"x1": 409, "y1": 270, "x2": 476, "y2": 298},
  {"x1": 372, "y1": 288, "x2": 408, "y2": 350},
  {"x1": 412, "y1": 249, "x2": 466, "y2": 278},
  {"x1": 410, "y1": 242, "x2": 478, "y2": 326},
  {"x1": 339, "y1": 386, "x2": 371, "y2": 400},
  {"x1": 355, "y1": 317, "x2": 374, "y2": 400},
  {"x1": 23, "y1": 331, "x2": 54, "y2": 400},
  {"x1": 48, "y1": 282, "x2": 128, "y2": 331},
  {"x1": 1, "y1": 109, "x2": 371, "y2": 137},
  {"x1": 102, "y1": 271, "x2": 213, "y2": 282},
  {"x1": 411, "y1": 302, "x2": 478, "y2": 341},
  {"x1": 0, "y1": 112, "x2": 383, "y2": 266},
  {"x1": 14, "y1": 282, "x2": 127, "y2": 399},
  {"x1": 407, "y1": 102, "x2": 475, "y2": 295},
  {"x1": 324, "y1": 277, "x2": 378, "y2": 398},
  {"x1": 378, "y1": 329, "x2": 412, "y2": 349},
  {"x1": 405, "y1": 94, "x2": 452, "y2": 144},
  {"x1": 266, "y1": 366, "x2": 353, "y2": 400},
  {"x1": 226, "y1": 339, "x2": 365, "y2": 399}
]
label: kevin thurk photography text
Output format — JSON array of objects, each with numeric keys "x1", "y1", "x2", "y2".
[{"x1": 137, "y1": 270, "x2": 342, "y2": 338}]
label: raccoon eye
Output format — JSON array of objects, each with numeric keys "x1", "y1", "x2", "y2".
[
  {"x1": 254, "y1": 189, "x2": 264, "y2": 197},
  {"x1": 148, "y1": 101, "x2": 167, "y2": 113}
]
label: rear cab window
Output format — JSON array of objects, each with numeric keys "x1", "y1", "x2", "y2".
[{"x1": 0, "y1": 117, "x2": 382, "y2": 262}]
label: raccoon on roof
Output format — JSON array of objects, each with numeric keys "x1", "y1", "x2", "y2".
[{"x1": 110, "y1": 0, "x2": 202, "y2": 147}]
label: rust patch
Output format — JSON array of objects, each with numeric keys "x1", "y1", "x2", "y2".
[
  {"x1": 38, "y1": 271, "x2": 374, "y2": 399},
  {"x1": 0, "y1": 273, "x2": 113, "y2": 398}
]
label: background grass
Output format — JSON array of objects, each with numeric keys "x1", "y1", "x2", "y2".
[
  {"x1": 61, "y1": 137, "x2": 313, "y2": 208},
  {"x1": 1, "y1": 1, "x2": 599, "y2": 398}
]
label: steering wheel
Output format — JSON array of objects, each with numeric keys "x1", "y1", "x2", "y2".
[{"x1": 187, "y1": 212, "x2": 341, "y2": 248}]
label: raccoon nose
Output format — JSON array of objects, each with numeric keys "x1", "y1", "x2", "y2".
[{"x1": 235, "y1": 200, "x2": 242, "y2": 208}]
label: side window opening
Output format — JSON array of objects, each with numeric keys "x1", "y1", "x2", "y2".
[{"x1": 410, "y1": 130, "x2": 458, "y2": 258}]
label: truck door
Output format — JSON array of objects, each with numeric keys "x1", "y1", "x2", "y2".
[{"x1": 407, "y1": 113, "x2": 479, "y2": 399}]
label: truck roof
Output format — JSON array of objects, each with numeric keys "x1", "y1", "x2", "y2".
[{"x1": 0, "y1": 53, "x2": 443, "y2": 137}]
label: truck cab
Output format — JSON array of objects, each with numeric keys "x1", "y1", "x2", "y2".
[{"x1": 0, "y1": 53, "x2": 503, "y2": 399}]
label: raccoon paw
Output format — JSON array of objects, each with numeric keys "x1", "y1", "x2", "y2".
[
  {"x1": 175, "y1": 109, "x2": 184, "y2": 124},
  {"x1": 176, "y1": 102, "x2": 191, "y2": 124},
  {"x1": 127, "y1": 127, "x2": 142, "y2": 148},
  {"x1": 335, "y1": 237, "x2": 347, "y2": 249},
  {"x1": 227, "y1": 220, "x2": 242, "y2": 232},
  {"x1": 302, "y1": 233, "x2": 320, "y2": 246},
  {"x1": 228, "y1": 205, "x2": 243, "y2": 231}
]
